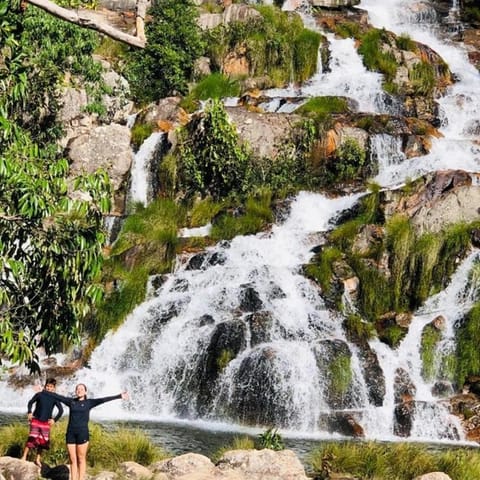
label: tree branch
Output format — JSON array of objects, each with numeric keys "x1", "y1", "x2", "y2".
[{"x1": 25, "y1": 0, "x2": 146, "y2": 48}]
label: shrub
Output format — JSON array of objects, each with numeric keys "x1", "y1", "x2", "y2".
[
  {"x1": 177, "y1": 100, "x2": 252, "y2": 199},
  {"x1": 257, "y1": 428, "x2": 284, "y2": 451},
  {"x1": 127, "y1": 0, "x2": 205, "y2": 103},
  {"x1": 334, "y1": 137, "x2": 366, "y2": 181}
]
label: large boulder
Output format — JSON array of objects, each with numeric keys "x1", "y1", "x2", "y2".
[
  {"x1": 217, "y1": 449, "x2": 309, "y2": 480},
  {"x1": 226, "y1": 107, "x2": 303, "y2": 159},
  {"x1": 151, "y1": 453, "x2": 216, "y2": 478},
  {"x1": 67, "y1": 124, "x2": 133, "y2": 214},
  {"x1": 0, "y1": 457, "x2": 40, "y2": 480},
  {"x1": 413, "y1": 473, "x2": 452, "y2": 480},
  {"x1": 382, "y1": 170, "x2": 480, "y2": 233}
]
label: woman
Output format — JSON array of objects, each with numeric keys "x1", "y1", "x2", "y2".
[{"x1": 44, "y1": 383, "x2": 128, "y2": 480}]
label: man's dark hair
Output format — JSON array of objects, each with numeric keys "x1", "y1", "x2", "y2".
[{"x1": 45, "y1": 378, "x2": 56, "y2": 386}]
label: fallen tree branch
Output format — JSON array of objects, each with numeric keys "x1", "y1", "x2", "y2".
[{"x1": 25, "y1": 0, "x2": 146, "y2": 48}]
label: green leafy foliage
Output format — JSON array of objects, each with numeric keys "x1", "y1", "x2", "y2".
[
  {"x1": 8, "y1": 6, "x2": 100, "y2": 144},
  {"x1": 334, "y1": 137, "x2": 367, "y2": 181},
  {"x1": 0, "y1": 5, "x2": 110, "y2": 370},
  {"x1": 0, "y1": 136, "x2": 111, "y2": 370},
  {"x1": 127, "y1": 0, "x2": 205, "y2": 103},
  {"x1": 178, "y1": 100, "x2": 252, "y2": 199},
  {"x1": 257, "y1": 428, "x2": 285, "y2": 451}
]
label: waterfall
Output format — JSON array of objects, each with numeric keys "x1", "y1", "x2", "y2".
[
  {"x1": 371, "y1": 134, "x2": 406, "y2": 185},
  {"x1": 263, "y1": 33, "x2": 388, "y2": 114},
  {"x1": 360, "y1": 0, "x2": 480, "y2": 187},
  {"x1": 44, "y1": 192, "x2": 377, "y2": 428},
  {"x1": 128, "y1": 132, "x2": 165, "y2": 207},
  {"x1": 2, "y1": 0, "x2": 480, "y2": 446},
  {"x1": 364, "y1": 252, "x2": 480, "y2": 441}
]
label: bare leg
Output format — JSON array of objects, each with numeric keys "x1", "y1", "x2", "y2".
[
  {"x1": 35, "y1": 451, "x2": 42, "y2": 467},
  {"x1": 76, "y1": 442, "x2": 89, "y2": 480},
  {"x1": 67, "y1": 443, "x2": 78, "y2": 480},
  {"x1": 20, "y1": 446, "x2": 29, "y2": 461}
]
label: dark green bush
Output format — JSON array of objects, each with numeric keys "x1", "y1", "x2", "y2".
[{"x1": 127, "y1": 0, "x2": 205, "y2": 103}]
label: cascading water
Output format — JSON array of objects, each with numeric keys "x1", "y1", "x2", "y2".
[
  {"x1": 262, "y1": 17, "x2": 390, "y2": 113},
  {"x1": 59, "y1": 192, "x2": 375, "y2": 432},
  {"x1": 361, "y1": 0, "x2": 480, "y2": 186},
  {"x1": 128, "y1": 131, "x2": 165, "y2": 206}
]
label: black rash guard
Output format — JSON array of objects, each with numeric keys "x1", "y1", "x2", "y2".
[
  {"x1": 44, "y1": 391, "x2": 122, "y2": 432},
  {"x1": 27, "y1": 391, "x2": 64, "y2": 422}
]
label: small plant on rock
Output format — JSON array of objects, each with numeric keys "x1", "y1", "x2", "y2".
[{"x1": 257, "y1": 427, "x2": 285, "y2": 451}]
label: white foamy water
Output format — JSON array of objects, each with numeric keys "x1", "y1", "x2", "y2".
[
  {"x1": 360, "y1": 0, "x2": 480, "y2": 186},
  {"x1": 264, "y1": 33, "x2": 387, "y2": 113},
  {"x1": 128, "y1": 132, "x2": 164, "y2": 206}
]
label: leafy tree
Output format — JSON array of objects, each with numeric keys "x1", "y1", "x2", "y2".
[
  {"x1": 0, "y1": 136, "x2": 112, "y2": 371},
  {"x1": 127, "y1": 0, "x2": 205, "y2": 103},
  {"x1": 0, "y1": 0, "x2": 112, "y2": 371}
]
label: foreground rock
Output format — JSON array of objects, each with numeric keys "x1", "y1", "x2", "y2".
[
  {"x1": 0, "y1": 450, "x2": 309, "y2": 480},
  {"x1": 0, "y1": 453, "x2": 457, "y2": 480}
]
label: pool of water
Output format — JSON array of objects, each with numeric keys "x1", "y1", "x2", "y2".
[{"x1": 0, "y1": 412, "x2": 324, "y2": 464}]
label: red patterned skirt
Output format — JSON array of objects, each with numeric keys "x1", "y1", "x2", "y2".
[{"x1": 25, "y1": 418, "x2": 51, "y2": 450}]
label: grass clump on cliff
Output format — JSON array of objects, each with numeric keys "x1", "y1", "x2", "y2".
[
  {"x1": 87, "y1": 199, "x2": 185, "y2": 342},
  {"x1": 309, "y1": 441, "x2": 480, "y2": 480},
  {"x1": 203, "y1": 5, "x2": 322, "y2": 87},
  {"x1": 296, "y1": 96, "x2": 350, "y2": 116},
  {"x1": 456, "y1": 302, "x2": 480, "y2": 387}
]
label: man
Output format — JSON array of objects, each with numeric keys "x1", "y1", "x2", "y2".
[{"x1": 21, "y1": 378, "x2": 64, "y2": 465}]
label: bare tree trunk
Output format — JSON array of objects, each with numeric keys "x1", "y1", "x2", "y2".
[
  {"x1": 136, "y1": 0, "x2": 148, "y2": 43},
  {"x1": 25, "y1": 0, "x2": 146, "y2": 48}
]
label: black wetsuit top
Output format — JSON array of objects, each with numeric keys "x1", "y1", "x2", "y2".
[
  {"x1": 27, "y1": 391, "x2": 63, "y2": 422},
  {"x1": 45, "y1": 391, "x2": 122, "y2": 432}
]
